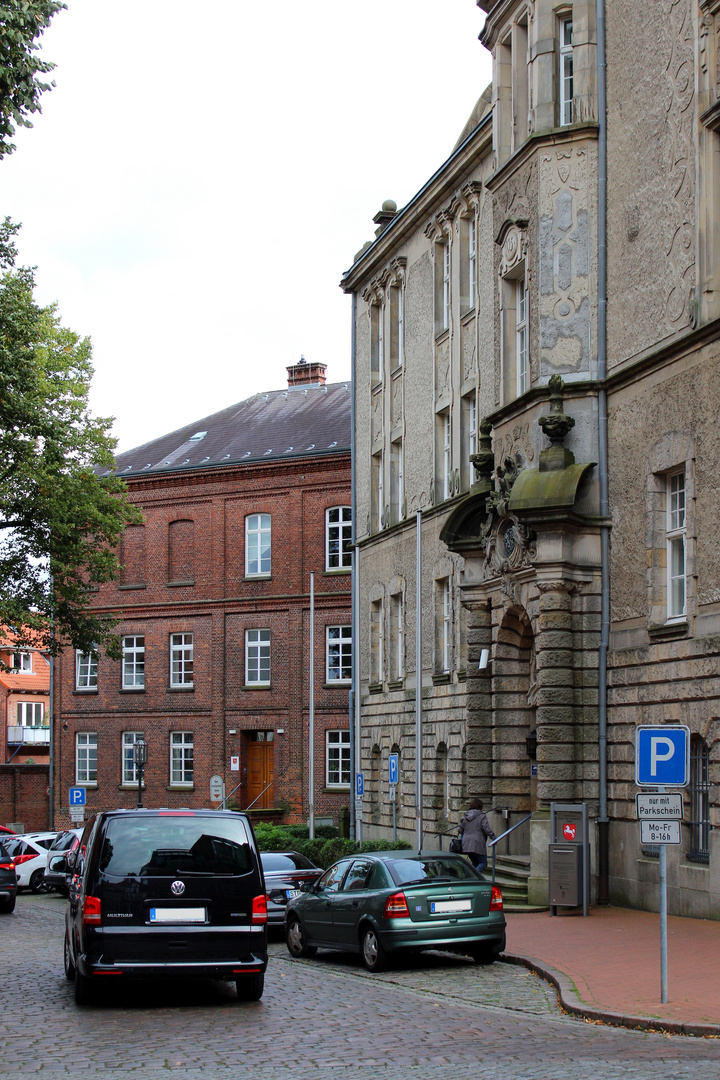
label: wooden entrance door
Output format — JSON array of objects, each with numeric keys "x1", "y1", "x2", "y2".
[{"x1": 246, "y1": 735, "x2": 274, "y2": 809}]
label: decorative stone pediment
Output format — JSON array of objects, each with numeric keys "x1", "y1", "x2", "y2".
[
  {"x1": 496, "y1": 218, "x2": 529, "y2": 277},
  {"x1": 361, "y1": 256, "x2": 407, "y2": 303}
]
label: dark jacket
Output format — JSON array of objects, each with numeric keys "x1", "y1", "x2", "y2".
[{"x1": 459, "y1": 809, "x2": 495, "y2": 857}]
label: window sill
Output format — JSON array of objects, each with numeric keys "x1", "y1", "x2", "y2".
[
  {"x1": 323, "y1": 681, "x2": 351, "y2": 689},
  {"x1": 387, "y1": 679, "x2": 404, "y2": 691},
  {"x1": 323, "y1": 568, "x2": 352, "y2": 577},
  {"x1": 434, "y1": 328, "x2": 450, "y2": 345},
  {"x1": 457, "y1": 669, "x2": 467, "y2": 682},
  {"x1": 390, "y1": 363, "x2": 403, "y2": 378},
  {"x1": 166, "y1": 784, "x2": 194, "y2": 791},
  {"x1": 73, "y1": 689, "x2": 98, "y2": 696},
  {"x1": 368, "y1": 682, "x2": 383, "y2": 694},
  {"x1": 75, "y1": 782, "x2": 98, "y2": 788},
  {"x1": 243, "y1": 684, "x2": 271, "y2": 691},
  {"x1": 118, "y1": 784, "x2": 145, "y2": 791},
  {"x1": 460, "y1": 306, "x2": 476, "y2": 324},
  {"x1": 118, "y1": 584, "x2": 146, "y2": 591},
  {"x1": 168, "y1": 685, "x2": 195, "y2": 692},
  {"x1": 167, "y1": 580, "x2": 195, "y2": 588},
  {"x1": 432, "y1": 672, "x2": 451, "y2": 685},
  {"x1": 243, "y1": 574, "x2": 272, "y2": 582},
  {"x1": 648, "y1": 620, "x2": 689, "y2": 641},
  {"x1": 322, "y1": 786, "x2": 351, "y2": 793},
  {"x1": 120, "y1": 687, "x2": 145, "y2": 694}
]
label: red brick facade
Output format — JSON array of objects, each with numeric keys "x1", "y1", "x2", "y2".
[{"x1": 53, "y1": 447, "x2": 352, "y2": 831}]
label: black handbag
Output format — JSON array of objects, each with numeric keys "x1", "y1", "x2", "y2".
[{"x1": 449, "y1": 834, "x2": 463, "y2": 854}]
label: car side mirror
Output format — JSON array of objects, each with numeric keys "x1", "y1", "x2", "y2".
[{"x1": 50, "y1": 856, "x2": 67, "y2": 873}]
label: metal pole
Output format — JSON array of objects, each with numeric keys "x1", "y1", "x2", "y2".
[
  {"x1": 660, "y1": 844, "x2": 668, "y2": 1003},
  {"x1": 349, "y1": 291, "x2": 359, "y2": 842},
  {"x1": 48, "y1": 651, "x2": 54, "y2": 830},
  {"x1": 309, "y1": 572, "x2": 315, "y2": 840},
  {"x1": 415, "y1": 510, "x2": 423, "y2": 851},
  {"x1": 392, "y1": 787, "x2": 397, "y2": 843}
]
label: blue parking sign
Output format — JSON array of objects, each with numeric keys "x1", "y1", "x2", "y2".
[
  {"x1": 635, "y1": 726, "x2": 690, "y2": 787},
  {"x1": 69, "y1": 787, "x2": 86, "y2": 806},
  {"x1": 355, "y1": 773, "x2": 364, "y2": 797},
  {"x1": 388, "y1": 753, "x2": 399, "y2": 785}
]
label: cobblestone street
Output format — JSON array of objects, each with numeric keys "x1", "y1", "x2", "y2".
[{"x1": 2, "y1": 893, "x2": 719, "y2": 1080}]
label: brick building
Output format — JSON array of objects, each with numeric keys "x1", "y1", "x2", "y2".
[
  {"x1": 53, "y1": 361, "x2": 352, "y2": 830},
  {"x1": 1, "y1": 632, "x2": 50, "y2": 766}
]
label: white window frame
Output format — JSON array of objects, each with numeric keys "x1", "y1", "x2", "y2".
[
  {"x1": 75, "y1": 650, "x2": 97, "y2": 690},
  {"x1": 516, "y1": 278, "x2": 528, "y2": 396},
  {"x1": 170, "y1": 731, "x2": 194, "y2": 785},
  {"x1": 443, "y1": 410, "x2": 452, "y2": 500},
  {"x1": 16, "y1": 701, "x2": 44, "y2": 726},
  {"x1": 373, "y1": 450, "x2": 384, "y2": 530},
  {"x1": 170, "y1": 632, "x2": 194, "y2": 687},
  {"x1": 122, "y1": 636, "x2": 145, "y2": 689},
  {"x1": 391, "y1": 592, "x2": 404, "y2": 681},
  {"x1": 326, "y1": 625, "x2": 352, "y2": 683},
  {"x1": 122, "y1": 731, "x2": 145, "y2": 785},
  {"x1": 397, "y1": 286, "x2": 404, "y2": 367},
  {"x1": 468, "y1": 396, "x2": 477, "y2": 459},
  {"x1": 245, "y1": 628, "x2": 271, "y2": 686},
  {"x1": 559, "y1": 17, "x2": 573, "y2": 126},
  {"x1": 325, "y1": 729, "x2": 351, "y2": 787},
  {"x1": 391, "y1": 438, "x2": 404, "y2": 522},
  {"x1": 245, "y1": 513, "x2": 271, "y2": 577},
  {"x1": 666, "y1": 470, "x2": 686, "y2": 620},
  {"x1": 326, "y1": 506, "x2": 352, "y2": 571},
  {"x1": 12, "y1": 652, "x2": 31, "y2": 672},
  {"x1": 468, "y1": 219, "x2": 477, "y2": 309},
  {"x1": 440, "y1": 579, "x2": 451, "y2": 674},
  {"x1": 370, "y1": 600, "x2": 384, "y2": 685},
  {"x1": 442, "y1": 241, "x2": 451, "y2": 330},
  {"x1": 76, "y1": 732, "x2": 97, "y2": 784}
]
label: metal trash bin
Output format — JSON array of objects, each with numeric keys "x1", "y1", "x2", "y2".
[{"x1": 548, "y1": 843, "x2": 582, "y2": 907}]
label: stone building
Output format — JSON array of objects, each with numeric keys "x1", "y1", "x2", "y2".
[
  {"x1": 53, "y1": 361, "x2": 353, "y2": 831},
  {"x1": 342, "y1": 0, "x2": 720, "y2": 917}
]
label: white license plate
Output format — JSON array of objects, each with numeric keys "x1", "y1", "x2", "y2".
[
  {"x1": 286, "y1": 889, "x2": 301, "y2": 899},
  {"x1": 149, "y1": 907, "x2": 206, "y2": 923},
  {"x1": 430, "y1": 899, "x2": 472, "y2": 914}
]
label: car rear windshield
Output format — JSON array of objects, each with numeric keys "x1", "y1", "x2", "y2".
[
  {"x1": 51, "y1": 832, "x2": 79, "y2": 852},
  {"x1": 98, "y1": 816, "x2": 254, "y2": 877},
  {"x1": 387, "y1": 856, "x2": 482, "y2": 886},
  {"x1": 261, "y1": 853, "x2": 316, "y2": 872}
]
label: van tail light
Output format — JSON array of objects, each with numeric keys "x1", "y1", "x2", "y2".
[
  {"x1": 0, "y1": 861, "x2": 14, "y2": 871},
  {"x1": 251, "y1": 894, "x2": 267, "y2": 925},
  {"x1": 490, "y1": 886, "x2": 503, "y2": 911},
  {"x1": 13, "y1": 853, "x2": 36, "y2": 866},
  {"x1": 383, "y1": 891, "x2": 410, "y2": 918},
  {"x1": 82, "y1": 895, "x2": 102, "y2": 925}
]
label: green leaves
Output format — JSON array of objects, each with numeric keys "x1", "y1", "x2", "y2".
[
  {"x1": 0, "y1": 1, "x2": 65, "y2": 157},
  {"x1": 0, "y1": 221, "x2": 142, "y2": 657}
]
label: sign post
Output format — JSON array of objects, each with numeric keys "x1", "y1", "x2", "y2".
[
  {"x1": 389, "y1": 754, "x2": 399, "y2": 843},
  {"x1": 635, "y1": 725, "x2": 689, "y2": 1005}
]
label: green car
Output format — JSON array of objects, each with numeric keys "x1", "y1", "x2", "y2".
[{"x1": 285, "y1": 850, "x2": 506, "y2": 972}]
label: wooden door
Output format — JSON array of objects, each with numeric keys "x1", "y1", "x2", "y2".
[{"x1": 246, "y1": 738, "x2": 274, "y2": 809}]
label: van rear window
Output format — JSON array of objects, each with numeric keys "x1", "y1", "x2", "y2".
[{"x1": 98, "y1": 817, "x2": 254, "y2": 877}]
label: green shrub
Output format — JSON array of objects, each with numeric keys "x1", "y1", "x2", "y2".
[{"x1": 252, "y1": 822, "x2": 411, "y2": 868}]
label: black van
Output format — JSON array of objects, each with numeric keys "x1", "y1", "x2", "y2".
[{"x1": 64, "y1": 808, "x2": 268, "y2": 1005}]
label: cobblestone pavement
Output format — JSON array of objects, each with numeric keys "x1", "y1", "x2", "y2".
[{"x1": 2, "y1": 893, "x2": 719, "y2": 1080}]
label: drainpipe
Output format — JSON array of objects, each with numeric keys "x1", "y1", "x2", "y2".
[
  {"x1": 350, "y1": 292, "x2": 361, "y2": 841},
  {"x1": 596, "y1": 0, "x2": 610, "y2": 904}
]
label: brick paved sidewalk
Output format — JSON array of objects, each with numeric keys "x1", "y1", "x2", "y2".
[{"x1": 505, "y1": 904, "x2": 720, "y2": 1032}]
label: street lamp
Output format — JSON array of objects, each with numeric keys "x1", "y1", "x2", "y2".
[{"x1": 135, "y1": 741, "x2": 148, "y2": 808}]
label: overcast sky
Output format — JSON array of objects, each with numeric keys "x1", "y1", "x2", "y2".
[{"x1": 1, "y1": 0, "x2": 491, "y2": 453}]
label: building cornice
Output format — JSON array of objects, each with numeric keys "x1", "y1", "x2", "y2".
[
  {"x1": 123, "y1": 449, "x2": 351, "y2": 494},
  {"x1": 484, "y1": 123, "x2": 598, "y2": 194}
]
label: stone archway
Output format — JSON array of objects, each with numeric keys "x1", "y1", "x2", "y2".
[{"x1": 492, "y1": 606, "x2": 536, "y2": 833}]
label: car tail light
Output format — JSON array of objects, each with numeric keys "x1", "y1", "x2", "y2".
[
  {"x1": 383, "y1": 891, "x2": 410, "y2": 918},
  {"x1": 82, "y1": 895, "x2": 102, "y2": 925},
  {"x1": 490, "y1": 886, "x2": 503, "y2": 911},
  {"x1": 0, "y1": 861, "x2": 14, "y2": 871},
  {"x1": 13, "y1": 853, "x2": 36, "y2": 866},
  {"x1": 251, "y1": 894, "x2": 267, "y2": 924}
]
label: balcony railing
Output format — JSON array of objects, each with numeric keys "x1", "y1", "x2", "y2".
[{"x1": 7, "y1": 726, "x2": 50, "y2": 745}]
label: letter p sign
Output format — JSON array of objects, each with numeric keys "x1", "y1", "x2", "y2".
[{"x1": 636, "y1": 726, "x2": 690, "y2": 787}]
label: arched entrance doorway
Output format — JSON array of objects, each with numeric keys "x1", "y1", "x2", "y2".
[{"x1": 493, "y1": 606, "x2": 536, "y2": 844}]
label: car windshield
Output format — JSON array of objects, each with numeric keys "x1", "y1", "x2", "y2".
[
  {"x1": 98, "y1": 816, "x2": 254, "y2": 877},
  {"x1": 261, "y1": 853, "x2": 316, "y2": 872},
  {"x1": 51, "y1": 832, "x2": 78, "y2": 852},
  {"x1": 387, "y1": 857, "x2": 481, "y2": 886}
]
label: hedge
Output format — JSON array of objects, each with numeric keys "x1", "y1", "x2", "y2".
[{"x1": 252, "y1": 823, "x2": 411, "y2": 869}]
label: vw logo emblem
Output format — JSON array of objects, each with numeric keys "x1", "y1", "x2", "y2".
[{"x1": 171, "y1": 880, "x2": 185, "y2": 896}]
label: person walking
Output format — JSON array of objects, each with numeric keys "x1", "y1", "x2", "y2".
[{"x1": 459, "y1": 798, "x2": 495, "y2": 874}]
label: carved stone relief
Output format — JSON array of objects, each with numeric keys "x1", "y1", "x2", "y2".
[
  {"x1": 391, "y1": 373, "x2": 403, "y2": 427},
  {"x1": 495, "y1": 423, "x2": 535, "y2": 465},
  {"x1": 435, "y1": 340, "x2": 451, "y2": 398}
]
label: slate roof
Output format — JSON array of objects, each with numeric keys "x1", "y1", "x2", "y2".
[{"x1": 110, "y1": 381, "x2": 352, "y2": 478}]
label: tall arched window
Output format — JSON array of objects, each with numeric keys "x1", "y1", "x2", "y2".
[{"x1": 688, "y1": 735, "x2": 710, "y2": 864}]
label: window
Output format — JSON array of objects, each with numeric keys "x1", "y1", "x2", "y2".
[
  {"x1": 468, "y1": 220, "x2": 476, "y2": 308},
  {"x1": 667, "y1": 471, "x2": 686, "y2": 620},
  {"x1": 76, "y1": 651, "x2": 97, "y2": 690},
  {"x1": 436, "y1": 579, "x2": 451, "y2": 674},
  {"x1": 76, "y1": 732, "x2": 97, "y2": 784},
  {"x1": 246, "y1": 629, "x2": 270, "y2": 685},
  {"x1": 442, "y1": 241, "x2": 450, "y2": 331},
  {"x1": 326, "y1": 625, "x2": 352, "y2": 683},
  {"x1": 372, "y1": 450, "x2": 384, "y2": 531},
  {"x1": 326, "y1": 506, "x2": 352, "y2": 570},
  {"x1": 122, "y1": 636, "x2": 145, "y2": 689},
  {"x1": 461, "y1": 216, "x2": 477, "y2": 313},
  {"x1": 390, "y1": 592, "x2": 404, "y2": 682},
  {"x1": 170, "y1": 731, "x2": 193, "y2": 785},
  {"x1": 246, "y1": 513, "x2": 271, "y2": 576},
  {"x1": 390, "y1": 439, "x2": 404, "y2": 523},
  {"x1": 462, "y1": 393, "x2": 477, "y2": 490},
  {"x1": 516, "y1": 278, "x2": 528, "y2": 396},
  {"x1": 370, "y1": 600, "x2": 383, "y2": 686},
  {"x1": 170, "y1": 633, "x2": 194, "y2": 686},
  {"x1": 559, "y1": 17, "x2": 573, "y2": 126},
  {"x1": 441, "y1": 410, "x2": 452, "y2": 501},
  {"x1": 16, "y1": 701, "x2": 44, "y2": 726},
  {"x1": 688, "y1": 735, "x2": 710, "y2": 864},
  {"x1": 326, "y1": 730, "x2": 351, "y2": 787},
  {"x1": 371, "y1": 303, "x2": 384, "y2": 384},
  {"x1": 12, "y1": 652, "x2": 31, "y2": 672},
  {"x1": 389, "y1": 285, "x2": 403, "y2": 368},
  {"x1": 434, "y1": 239, "x2": 451, "y2": 334},
  {"x1": 122, "y1": 731, "x2": 145, "y2": 785}
]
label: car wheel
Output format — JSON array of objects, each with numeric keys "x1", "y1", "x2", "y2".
[
  {"x1": 74, "y1": 970, "x2": 92, "y2": 1005},
  {"x1": 64, "y1": 933, "x2": 76, "y2": 980},
  {"x1": 235, "y1": 973, "x2": 264, "y2": 1002},
  {"x1": 30, "y1": 868, "x2": 47, "y2": 894},
  {"x1": 0, "y1": 896, "x2": 15, "y2": 914},
  {"x1": 360, "y1": 926, "x2": 388, "y2": 973},
  {"x1": 286, "y1": 916, "x2": 317, "y2": 959}
]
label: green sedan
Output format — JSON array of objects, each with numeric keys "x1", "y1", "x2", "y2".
[{"x1": 284, "y1": 850, "x2": 506, "y2": 972}]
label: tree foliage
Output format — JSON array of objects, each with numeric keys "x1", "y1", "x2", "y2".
[
  {"x1": 0, "y1": 220, "x2": 141, "y2": 657},
  {"x1": 0, "y1": 1, "x2": 65, "y2": 159}
]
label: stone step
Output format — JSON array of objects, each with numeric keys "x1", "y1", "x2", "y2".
[{"x1": 503, "y1": 903, "x2": 550, "y2": 914}]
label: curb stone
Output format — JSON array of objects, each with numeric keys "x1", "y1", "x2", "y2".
[{"x1": 501, "y1": 952, "x2": 720, "y2": 1039}]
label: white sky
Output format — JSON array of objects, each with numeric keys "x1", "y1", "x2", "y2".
[{"x1": 1, "y1": 0, "x2": 491, "y2": 453}]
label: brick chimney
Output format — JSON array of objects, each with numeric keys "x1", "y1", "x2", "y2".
[{"x1": 286, "y1": 355, "x2": 327, "y2": 387}]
